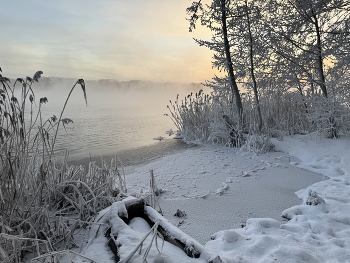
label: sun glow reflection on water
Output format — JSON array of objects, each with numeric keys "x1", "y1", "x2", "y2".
[{"x1": 27, "y1": 84, "x2": 199, "y2": 161}]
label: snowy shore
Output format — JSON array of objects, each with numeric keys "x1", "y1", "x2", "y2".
[
  {"x1": 76, "y1": 135, "x2": 350, "y2": 262},
  {"x1": 125, "y1": 141, "x2": 324, "y2": 245}
]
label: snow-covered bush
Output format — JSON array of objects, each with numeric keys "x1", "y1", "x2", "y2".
[
  {"x1": 241, "y1": 133, "x2": 274, "y2": 154},
  {"x1": 305, "y1": 189, "x2": 325, "y2": 206},
  {"x1": 302, "y1": 81, "x2": 350, "y2": 138}
]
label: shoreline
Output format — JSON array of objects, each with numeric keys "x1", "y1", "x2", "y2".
[
  {"x1": 68, "y1": 139, "x2": 191, "y2": 169},
  {"x1": 67, "y1": 137, "x2": 325, "y2": 245},
  {"x1": 122, "y1": 143, "x2": 325, "y2": 244}
]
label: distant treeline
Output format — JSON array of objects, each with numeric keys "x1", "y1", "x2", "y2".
[{"x1": 19, "y1": 77, "x2": 203, "y2": 92}]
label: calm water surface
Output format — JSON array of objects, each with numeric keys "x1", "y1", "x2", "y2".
[{"x1": 32, "y1": 86, "x2": 192, "y2": 161}]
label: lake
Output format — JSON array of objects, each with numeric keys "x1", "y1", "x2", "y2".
[{"x1": 29, "y1": 80, "x2": 202, "y2": 163}]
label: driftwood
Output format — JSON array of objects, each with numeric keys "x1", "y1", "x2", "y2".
[{"x1": 107, "y1": 198, "x2": 223, "y2": 263}]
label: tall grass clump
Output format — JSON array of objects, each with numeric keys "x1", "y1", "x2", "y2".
[
  {"x1": 0, "y1": 69, "x2": 125, "y2": 262},
  {"x1": 166, "y1": 80, "x2": 350, "y2": 153},
  {"x1": 166, "y1": 90, "x2": 222, "y2": 144},
  {"x1": 255, "y1": 85, "x2": 350, "y2": 139},
  {"x1": 166, "y1": 88, "x2": 245, "y2": 147},
  {"x1": 165, "y1": 90, "x2": 212, "y2": 142}
]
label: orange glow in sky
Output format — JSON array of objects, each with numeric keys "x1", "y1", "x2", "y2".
[{"x1": 0, "y1": 0, "x2": 218, "y2": 83}]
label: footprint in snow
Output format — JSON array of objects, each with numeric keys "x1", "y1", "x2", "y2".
[
  {"x1": 335, "y1": 167, "x2": 345, "y2": 175},
  {"x1": 216, "y1": 182, "x2": 229, "y2": 195},
  {"x1": 242, "y1": 171, "x2": 253, "y2": 177}
]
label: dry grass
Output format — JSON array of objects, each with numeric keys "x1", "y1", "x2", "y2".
[
  {"x1": 0, "y1": 70, "x2": 126, "y2": 262},
  {"x1": 166, "y1": 83, "x2": 350, "y2": 151}
]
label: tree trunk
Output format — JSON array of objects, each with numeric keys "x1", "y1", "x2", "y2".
[
  {"x1": 313, "y1": 11, "x2": 328, "y2": 98},
  {"x1": 245, "y1": 0, "x2": 263, "y2": 131},
  {"x1": 220, "y1": 0, "x2": 244, "y2": 128},
  {"x1": 312, "y1": 10, "x2": 339, "y2": 137}
]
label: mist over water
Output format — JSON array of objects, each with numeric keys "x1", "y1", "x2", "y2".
[{"x1": 28, "y1": 80, "x2": 204, "y2": 161}]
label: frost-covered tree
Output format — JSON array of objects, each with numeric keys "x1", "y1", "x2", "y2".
[
  {"x1": 227, "y1": 0, "x2": 268, "y2": 131},
  {"x1": 266, "y1": 0, "x2": 350, "y2": 98},
  {"x1": 187, "y1": 0, "x2": 244, "y2": 128},
  {"x1": 185, "y1": 0, "x2": 350, "y2": 139},
  {"x1": 262, "y1": 0, "x2": 350, "y2": 137},
  {"x1": 187, "y1": 0, "x2": 275, "y2": 132}
]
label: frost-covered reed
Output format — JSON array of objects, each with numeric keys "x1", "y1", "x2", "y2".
[
  {"x1": 166, "y1": 83, "x2": 350, "y2": 152},
  {"x1": 0, "y1": 70, "x2": 126, "y2": 262}
]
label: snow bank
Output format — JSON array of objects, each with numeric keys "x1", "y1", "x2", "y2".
[
  {"x1": 76, "y1": 135, "x2": 350, "y2": 263},
  {"x1": 205, "y1": 135, "x2": 350, "y2": 262}
]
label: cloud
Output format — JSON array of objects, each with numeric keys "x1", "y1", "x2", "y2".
[{"x1": 0, "y1": 0, "x2": 217, "y2": 83}]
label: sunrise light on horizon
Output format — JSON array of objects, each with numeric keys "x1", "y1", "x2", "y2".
[{"x1": 0, "y1": 0, "x2": 217, "y2": 83}]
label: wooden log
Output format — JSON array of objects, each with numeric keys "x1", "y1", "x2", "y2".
[{"x1": 108, "y1": 198, "x2": 223, "y2": 263}]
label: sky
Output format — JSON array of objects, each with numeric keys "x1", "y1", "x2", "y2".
[{"x1": 0, "y1": 0, "x2": 216, "y2": 83}]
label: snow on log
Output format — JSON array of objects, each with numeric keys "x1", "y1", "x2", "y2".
[
  {"x1": 144, "y1": 205, "x2": 223, "y2": 262},
  {"x1": 107, "y1": 198, "x2": 223, "y2": 263}
]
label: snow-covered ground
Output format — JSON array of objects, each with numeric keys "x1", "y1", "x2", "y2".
[{"x1": 74, "y1": 135, "x2": 350, "y2": 263}]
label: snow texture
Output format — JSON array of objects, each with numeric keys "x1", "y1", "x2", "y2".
[{"x1": 76, "y1": 135, "x2": 350, "y2": 263}]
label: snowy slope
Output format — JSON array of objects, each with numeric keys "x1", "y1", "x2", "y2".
[{"x1": 75, "y1": 135, "x2": 350, "y2": 263}]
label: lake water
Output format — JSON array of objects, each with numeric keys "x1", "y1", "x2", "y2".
[{"x1": 31, "y1": 83, "x2": 199, "y2": 162}]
